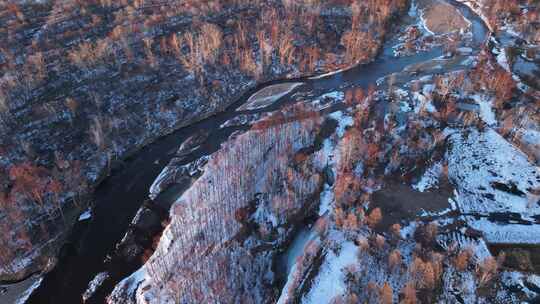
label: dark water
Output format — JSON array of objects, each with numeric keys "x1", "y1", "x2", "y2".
[
  {"x1": 26, "y1": 1, "x2": 489, "y2": 303},
  {"x1": 25, "y1": 78, "x2": 305, "y2": 304}
]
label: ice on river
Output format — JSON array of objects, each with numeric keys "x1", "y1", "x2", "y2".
[
  {"x1": 78, "y1": 208, "x2": 92, "y2": 221},
  {"x1": 237, "y1": 82, "x2": 304, "y2": 111}
]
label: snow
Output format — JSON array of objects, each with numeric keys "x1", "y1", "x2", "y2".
[
  {"x1": 501, "y1": 271, "x2": 540, "y2": 300},
  {"x1": 413, "y1": 161, "x2": 443, "y2": 192},
  {"x1": 124, "y1": 268, "x2": 146, "y2": 296},
  {"x1": 412, "y1": 91, "x2": 436, "y2": 113},
  {"x1": 496, "y1": 48, "x2": 511, "y2": 72},
  {"x1": 14, "y1": 276, "x2": 43, "y2": 304},
  {"x1": 109, "y1": 267, "x2": 147, "y2": 304},
  {"x1": 320, "y1": 91, "x2": 345, "y2": 102},
  {"x1": 315, "y1": 110, "x2": 354, "y2": 216},
  {"x1": 159, "y1": 228, "x2": 174, "y2": 254},
  {"x1": 408, "y1": 0, "x2": 418, "y2": 17},
  {"x1": 283, "y1": 229, "x2": 317, "y2": 276},
  {"x1": 329, "y1": 111, "x2": 353, "y2": 138},
  {"x1": 1, "y1": 233, "x2": 63, "y2": 277},
  {"x1": 394, "y1": 88, "x2": 409, "y2": 99},
  {"x1": 419, "y1": 9, "x2": 435, "y2": 35},
  {"x1": 399, "y1": 100, "x2": 412, "y2": 112},
  {"x1": 252, "y1": 200, "x2": 279, "y2": 228},
  {"x1": 277, "y1": 233, "x2": 321, "y2": 304},
  {"x1": 457, "y1": 47, "x2": 473, "y2": 54},
  {"x1": 527, "y1": 275, "x2": 540, "y2": 291},
  {"x1": 277, "y1": 266, "x2": 299, "y2": 304},
  {"x1": 78, "y1": 208, "x2": 92, "y2": 221},
  {"x1": 519, "y1": 129, "x2": 540, "y2": 147},
  {"x1": 148, "y1": 166, "x2": 172, "y2": 200},
  {"x1": 460, "y1": 56, "x2": 475, "y2": 66},
  {"x1": 448, "y1": 128, "x2": 540, "y2": 245},
  {"x1": 83, "y1": 272, "x2": 109, "y2": 302},
  {"x1": 309, "y1": 67, "x2": 354, "y2": 80},
  {"x1": 302, "y1": 241, "x2": 359, "y2": 304},
  {"x1": 470, "y1": 94, "x2": 496, "y2": 126},
  {"x1": 517, "y1": 129, "x2": 540, "y2": 162},
  {"x1": 318, "y1": 184, "x2": 335, "y2": 216},
  {"x1": 469, "y1": 219, "x2": 540, "y2": 245},
  {"x1": 310, "y1": 91, "x2": 345, "y2": 110},
  {"x1": 238, "y1": 82, "x2": 304, "y2": 111},
  {"x1": 448, "y1": 128, "x2": 540, "y2": 216},
  {"x1": 400, "y1": 222, "x2": 418, "y2": 239}
]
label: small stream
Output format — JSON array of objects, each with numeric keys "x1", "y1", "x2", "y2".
[{"x1": 25, "y1": 1, "x2": 489, "y2": 303}]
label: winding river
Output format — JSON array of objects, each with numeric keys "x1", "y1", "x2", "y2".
[{"x1": 24, "y1": 1, "x2": 489, "y2": 303}]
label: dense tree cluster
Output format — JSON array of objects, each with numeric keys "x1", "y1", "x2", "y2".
[{"x1": 144, "y1": 105, "x2": 325, "y2": 302}]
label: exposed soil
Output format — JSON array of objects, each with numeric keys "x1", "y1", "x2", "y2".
[
  {"x1": 371, "y1": 180, "x2": 453, "y2": 229},
  {"x1": 490, "y1": 244, "x2": 540, "y2": 274}
]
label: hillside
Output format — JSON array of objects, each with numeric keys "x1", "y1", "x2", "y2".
[{"x1": 1, "y1": 0, "x2": 539, "y2": 303}]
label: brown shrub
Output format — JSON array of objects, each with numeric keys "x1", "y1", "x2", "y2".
[
  {"x1": 367, "y1": 207, "x2": 382, "y2": 227},
  {"x1": 454, "y1": 248, "x2": 473, "y2": 271},
  {"x1": 409, "y1": 257, "x2": 438, "y2": 290},
  {"x1": 374, "y1": 234, "x2": 386, "y2": 250},
  {"x1": 476, "y1": 256, "x2": 498, "y2": 286},
  {"x1": 380, "y1": 282, "x2": 394, "y2": 304},
  {"x1": 389, "y1": 249, "x2": 402, "y2": 271},
  {"x1": 390, "y1": 223, "x2": 402, "y2": 238},
  {"x1": 400, "y1": 282, "x2": 417, "y2": 304}
]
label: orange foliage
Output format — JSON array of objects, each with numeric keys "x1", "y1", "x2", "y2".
[
  {"x1": 380, "y1": 282, "x2": 393, "y2": 304},
  {"x1": 9, "y1": 162, "x2": 50, "y2": 205},
  {"x1": 388, "y1": 249, "x2": 402, "y2": 271},
  {"x1": 366, "y1": 207, "x2": 382, "y2": 227},
  {"x1": 400, "y1": 282, "x2": 417, "y2": 304},
  {"x1": 454, "y1": 248, "x2": 473, "y2": 271},
  {"x1": 476, "y1": 256, "x2": 498, "y2": 286}
]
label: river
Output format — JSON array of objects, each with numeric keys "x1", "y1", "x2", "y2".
[{"x1": 25, "y1": 1, "x2": 489, "y2": 303}]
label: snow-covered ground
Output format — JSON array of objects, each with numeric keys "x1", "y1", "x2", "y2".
[
  {"x1": 83, "y1": 272, "x2": 109, "y2": 302},
  {"x1": 107, "y1": 267, "x2": 147, "y2": 304},
  {"x1": 109, "y1": 1, "x2": 540, "y2": 302},
  {"x1": 301, "y1": 241, "x2": 359, "y2": 304},
  {"x1": 0, "y1": 275, "x2": 43, "y2": 304},
  {"x1": 449, "y1": 128, "x2": 540, "y2": 216}
]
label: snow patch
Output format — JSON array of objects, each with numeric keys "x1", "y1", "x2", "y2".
[
  {"x1": 448, "y1": 128, "x2": 540, "y2": 216},
  {"x1": 470, "y1": 94, "x2": 496, "y2": 126},
  {"x1": 413, "y1": 161, "x2": 443, "y2": 192},
  {"x1": 78, "y1": 208, "x2": 92, "y2": 221},
  {"x1": 302, "y1": 242, "x2": 359, "y2": 304},
  {"x1": 496, "y1": 48, "x2": 511, "y2": 71},
  {"x1": 329, "y1": 111, "x2": 353, "y2": 138},
  {"x1": 469, "y1": 219, "x2": 540, "y2": 245},
  {"x1": 419, "y1": 9, "x2": 435, "y2": 35},
  {"x1": 149, "y1": 166, "x2": 172, "y2": 200},
  {"x1": 83, "y1": 272, "x2": 109, "y2": 302},
  {"x1": 109, "y1": 267, "x2": 147, "y2": 304},
  {"x1": 239, "y1": 82, "x2": 304, "y2": 111},
  {"x1": 319, "y1": 184, "x2": 335, "y2": 216},
  {"x1": 14, "y1": 277, "x2": 43, "y2": 304}
]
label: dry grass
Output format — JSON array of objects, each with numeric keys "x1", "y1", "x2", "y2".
[{"x1": 68, "y1": 40, "x2": 113, "y2": 69}]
